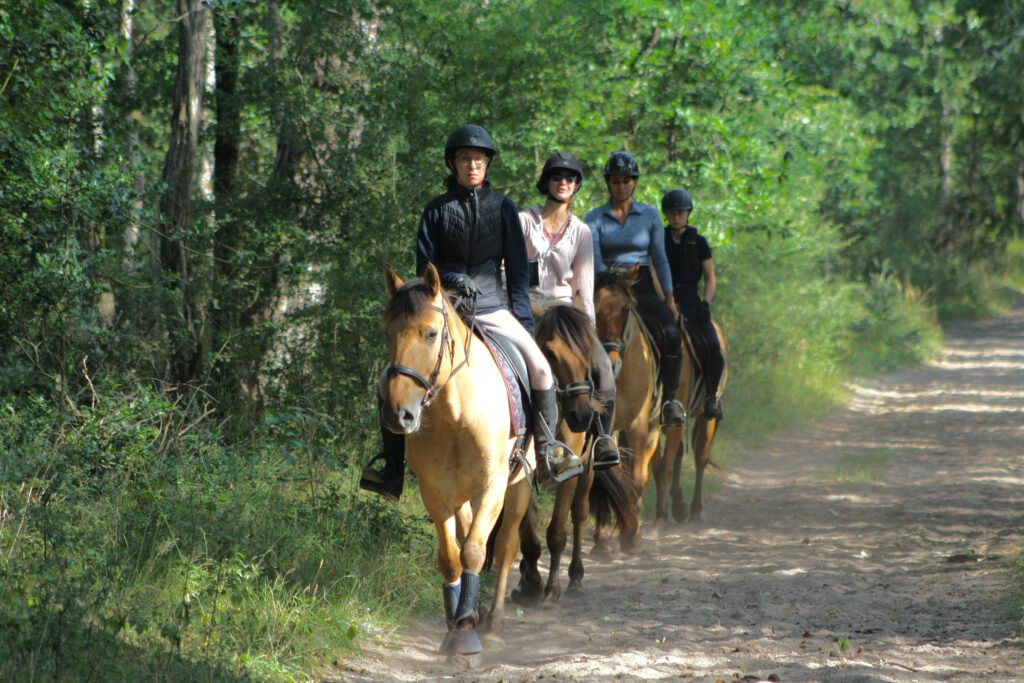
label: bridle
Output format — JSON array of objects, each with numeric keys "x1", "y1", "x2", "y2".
[
  {"x1": 559, "y1": 376, "x2": 595, "y2": 401},
  {"x1": 598, "y1": 302, "x2": 632, "y2": 379},
  {"x1": 381, "y1": 299, "x2": 471, "y2": 409}
]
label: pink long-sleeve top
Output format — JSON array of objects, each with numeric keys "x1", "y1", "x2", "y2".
[{"x1": 518, "y1": 206, "x2": 596, "y2": 325}]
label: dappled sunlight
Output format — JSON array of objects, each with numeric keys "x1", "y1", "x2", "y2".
[
  {"x1": 932, "y1": 358, "x2": 1024, "y2": 370},
  {"x1": 847, "y1": 379, "x2": 1024, "y2": 415}
]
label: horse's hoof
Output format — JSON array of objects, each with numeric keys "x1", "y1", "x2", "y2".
[
  {"x1": 541, "y1": 593, "x2": 562, "y2": 608},
  {"x1": 620, "y1": 537, "x2": 643, "y2": 555},
  {"x1": 567, "y1": 580, "x2": 583, "y2": 592},
  {"x1": 672, "y1": 503, "x2": 690, "y2": 524},
  {"x1": 480, "y1": 632, "x2": 506, "y2": 650},
  {"x1": 510, "y1": 588, "x2": 540, "y2": 606},
  {"x1": 590, "y1": 544, "x2": 612, "y2": 559},
  {"x1": 447, "y1": 628, "x2": 483, "y2": 655},
  {"x1": 446, "y1": 652, "x2": 482, "y2": 669}
]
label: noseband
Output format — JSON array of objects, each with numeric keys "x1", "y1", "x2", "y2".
[
  {"x1": 602, "y1": 339, "x2": 624, "y2": 356},
  {"x1": 382, "y1": 301, "x2": 470, "y2": 408},
  {"x1": 560, "y1": 378, "x2": 595, "y2": 401}
]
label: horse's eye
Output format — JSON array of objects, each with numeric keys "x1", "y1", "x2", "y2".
[{"x1": 426, "y1": 328, "x2": 438, "y2": 342}]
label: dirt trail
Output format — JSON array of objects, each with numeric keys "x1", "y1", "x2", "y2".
[{"x1": 335, "y1": 301, "x2": 1024, "y2": 682}]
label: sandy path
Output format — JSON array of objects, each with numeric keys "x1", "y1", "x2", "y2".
[{"x1": 334, "y1": 301, "x2": 1024, "y2": 682}]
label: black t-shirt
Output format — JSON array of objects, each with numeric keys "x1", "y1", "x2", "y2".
[{"x1": 664, "y1": 225, "x2": 712, "y2": 307}]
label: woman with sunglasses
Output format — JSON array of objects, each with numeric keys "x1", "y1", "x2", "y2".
[
  {"x1": 584, "y1": 151, "x2": 686, "y2": 427},
  {"x1": 360, "y1": 126, "x2": 583, "y2": 500},
  {"x1": 518, "y1": 152, "x2": 620, "y2": 470}
]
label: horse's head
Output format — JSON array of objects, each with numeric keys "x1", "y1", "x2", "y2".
[
  {"x1": 536, "y1": 305, "x2": 599, "y2": 433},
  {"x1": 594, "y1": 266, "x2": 638, "y2": 377},
  {"x1": 380, "y1": 263, "x2": 452, "y2": 434}
]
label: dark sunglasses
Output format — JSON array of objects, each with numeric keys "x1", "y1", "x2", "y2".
[{"x1": 550, "y1": 172, "x2": 578, "y2": 183}]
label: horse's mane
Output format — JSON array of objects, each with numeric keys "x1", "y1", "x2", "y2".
[
  {"x1": 383, "y1": 278, "x2": 452, "y2": 328},
  {"x1": 594, "y1": 270, "x2": 635, "y2": 302},
  {"x1": 536, "y1": 305, "x2": 599, "y2": 361}
]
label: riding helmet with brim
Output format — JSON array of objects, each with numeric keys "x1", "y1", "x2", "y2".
[
  {"x1": 603, "y1": 151, "x2": 640, "y2": 178},
  {"x1": 661, "y1": 189, "x2": 694, "y2": 213},
  {"x1": 536, "y1": 151, "x2": 584, "y2": 196},
  {"x1": 444, "y1": 124, "x2": 496, "y2": 171}
]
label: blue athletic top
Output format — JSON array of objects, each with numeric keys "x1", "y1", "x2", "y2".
[{"x1": 584, "y1": 199, "x2": 673, "y2": 295}]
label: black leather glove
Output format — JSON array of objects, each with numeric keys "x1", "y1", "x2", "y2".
[
  {"x1": 701, "y1": 300, "x2": 712, "y2": 322},
  {"x1": 442, "y1": 273, "x2": 481, "y2": 300}
]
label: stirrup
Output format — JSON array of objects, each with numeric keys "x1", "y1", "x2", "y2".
[
  {"x1": 359, "y1": 453, "x2": 402, "y2": 501},
  {"x1": 591, "y1": 435, "x2": 620, "y2": 471},
  {"x1": 540, "y1": 441, "x2": 584, "y2": 485},
  {"x1": 661, "y1": 399, "x2": 685, "y2": 426}
]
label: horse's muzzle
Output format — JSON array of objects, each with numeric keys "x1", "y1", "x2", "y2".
[
  {"x1": 564, "y1": 403, "x2": 593, "y2": 433},
  {"x1": 381, "y1": 400, "x2": 422, "y2": 434}
]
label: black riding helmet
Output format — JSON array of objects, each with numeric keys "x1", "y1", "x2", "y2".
[
  {"x1": 536, "y1": 151, "x2": 584, "y2": 196},
  {"x1": 444, "y1": 124, "x2": 496, "y2": 171},
  {"x1": 603, "y1": 151, "x2": 640, "y2": 179},
  {"x1": 661, "y1": 189, "x2": 694, "y2": 213}
]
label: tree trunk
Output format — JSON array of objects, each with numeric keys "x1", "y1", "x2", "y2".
[
  {"x1": 157, "y1": 0, "x2": 208, "y2": 384},
  {"x1": 934, "y1": 23, "x2": 956, "y2": 249}
]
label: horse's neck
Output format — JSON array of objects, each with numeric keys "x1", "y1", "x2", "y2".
[{"x1": 440, "y1": 305, "x2": 488, "y2": 392}]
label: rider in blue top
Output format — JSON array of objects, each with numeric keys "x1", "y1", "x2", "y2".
[{"x1": 585, "y1": 152, "x2": 686, "y2": 426}]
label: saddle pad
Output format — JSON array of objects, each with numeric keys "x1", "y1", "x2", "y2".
[{"x1": 478, "y1": 330, "x2": 528, "y2": 438}]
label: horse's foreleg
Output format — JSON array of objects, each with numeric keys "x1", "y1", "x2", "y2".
[
  {"x1": 568, "y1": 468, "x2": 592, "y2": 590},
  {"x1": 690, "y1": 418, "x2": 717, "y2": 522},
  {"x1": 455, "y1": 501, "x2": 472, "y2": 545},
  {"x1": 670, "y1": 435, "x2": 689, "y2": 523},
  {"x1": 421, "y1": 494, "x2": 463, "y2": 655},
  {"x1": 654, "y1": 427, "x2": 681, "y2": 524},
  {"x1": 511, "y1": 495, "x2": 543, "y2": 605},
  {"x1": 543, "y1": 477, "x2": 576, "y2": 604},
  {"x1": 482, "y1": 478, "x2": 531, "y2": 639}
]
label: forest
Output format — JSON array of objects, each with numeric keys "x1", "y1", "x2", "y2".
[{"x1": 2, "y1": 0, "x2": 1023, "y2": 680}]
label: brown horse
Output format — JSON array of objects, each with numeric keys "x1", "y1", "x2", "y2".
[
  {"x1": 654, "y1": 321, "x2": 728, "y2": 524},
  {"x1": 513, "y1": 303, "x2": 635, "y2": 603},
  {"x1": 590, "y1": 268, "x2": 660, "y2": 552},
  {"x1": 380, "y1": 263, "x2": 533, "y2": 657}
]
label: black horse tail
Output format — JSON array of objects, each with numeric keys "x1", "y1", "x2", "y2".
[{"x1": 589, "y1": 462, "x2": 641, "y2": 534}]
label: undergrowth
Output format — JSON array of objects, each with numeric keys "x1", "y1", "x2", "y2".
[{"x1": 0, "y1": 386, "x2": 435, "y2": 682}]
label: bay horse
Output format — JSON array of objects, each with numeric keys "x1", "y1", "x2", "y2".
[
  {"x1": 653, "y1": 321, "x2": 728, "y2": 524},
  {"x1": 380, "y1": 263, "x2": 533, "y2": 657},
  {"x1": 513, "y1": 304, "x2": 637, "y2": 603},
  {"x1": 590, "y1": 267, "x2": 660, "y2": 552}
]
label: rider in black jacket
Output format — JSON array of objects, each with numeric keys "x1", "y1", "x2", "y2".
[{"x1": 360, "y1": 125, "x2": 583, "y2": 500}]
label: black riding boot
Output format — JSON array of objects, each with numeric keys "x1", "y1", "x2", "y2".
[
  {"x1": 359, "y1": 427, "x2": 405, "y2": 500},
  {"x1": 533, "y1": 387, "x2": 584, "y2": 485},
  {"x1": 702, "y1": 331, "x2": 725, "y2": 420},
  {"x1": 659, "y1": 348, "x2": 685, "y2": 426},
  {"x1": 591, "y1": 398, "x2": 620, "y2": 470}
]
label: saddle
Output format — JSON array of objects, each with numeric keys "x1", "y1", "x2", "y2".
[{"x1": 476, "y1": 325, "x2": 529, "y2": 439}]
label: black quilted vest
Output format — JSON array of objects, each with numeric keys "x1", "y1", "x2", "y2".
[{"x1": 425, "y1": 183, "x2": 509, "y2": 311}]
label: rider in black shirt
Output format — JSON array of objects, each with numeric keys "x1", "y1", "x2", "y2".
[{"x1": 662, "y1": 189, "x2": 725, "y2": 420}]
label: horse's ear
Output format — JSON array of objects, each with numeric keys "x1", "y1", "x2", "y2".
[
  {"x1": 384, "y1": 265, "x2": 404, "y2": 297},
  {"x1": 422, "y1": 262, "x2": 442, "y2": 298},
  {"x1": 625, "y1": 264, "x2": 640, "y2": 285}
]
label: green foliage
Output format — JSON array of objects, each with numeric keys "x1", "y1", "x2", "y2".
[
  {"x1": 4, "y1": 0, "x2": 1024, "y2": 677},
  {"x1": 0, "y1": 387, "x2": 435, "y2": 681},
  {"x1": 847, "y1": 266, "x2": 944, "y2": 374}
]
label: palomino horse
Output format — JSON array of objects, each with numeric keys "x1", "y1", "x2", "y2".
[
  {"x1": 513, "y1": 304, "x2": 636, "y2": 603},
  {"x1": 590, "y1": 268, "x2": 661, "y2": 552},
  {"x1": 380, "y1": 263, "x2": 533, "y2": 657},
  {"x1": 654, "y1": 321, "x2": 728, "y2": 524}
]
